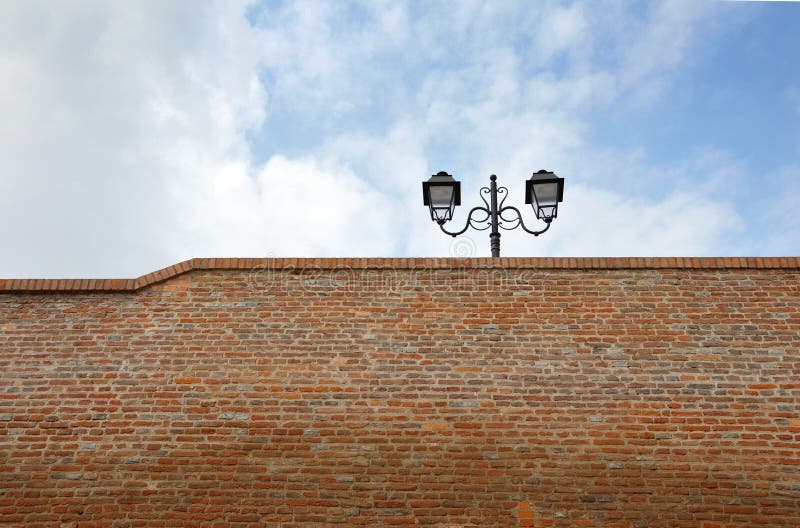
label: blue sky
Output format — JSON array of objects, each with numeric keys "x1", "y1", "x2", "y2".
[{"x1": 0, "y1": 1, "x2": 798, "y2": 277}]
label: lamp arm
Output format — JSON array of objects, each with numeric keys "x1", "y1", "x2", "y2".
[
  {"x1": 438, "y1": 206, "x2": 492, "y2": 237},
  {"x1": 498, "y1": 205, "x2": 552, "y2": 236}
]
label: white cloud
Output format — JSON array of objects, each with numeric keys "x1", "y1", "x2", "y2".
[
  {"x1": 175, "y1": 155, "x2": 398, "y2": 257},
  {"x1": 532, "y1": 3, "x2": 588, "y2": 64},
  {"x1": 534, "y1": 185, "x2": 740, "y2": 257},
  {"x1": 0, "y1": 1, "x2": 399, "y2": 277},
  {"x1": 0, "y1": 0, "x2": 780, "y2": 277}
]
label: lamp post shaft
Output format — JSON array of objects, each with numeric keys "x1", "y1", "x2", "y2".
[{"x1": 489, "y1": 175, "x2": 501, "y2": 257}]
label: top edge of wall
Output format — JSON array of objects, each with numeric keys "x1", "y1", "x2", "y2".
[{"x1": 1, "y1": 257, "x2": 798, "y2": 293}]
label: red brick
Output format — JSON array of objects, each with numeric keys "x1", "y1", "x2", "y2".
[{"x1": 0, "y1": 259, "x2": 797, "y2": 527}]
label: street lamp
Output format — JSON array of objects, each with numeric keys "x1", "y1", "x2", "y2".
[
  {"x1": 422, "y1": 171, "x2": 461, "y2": 222},
  {"x1": 422, "y1": 170, "x2": 564, "y2": 257}
]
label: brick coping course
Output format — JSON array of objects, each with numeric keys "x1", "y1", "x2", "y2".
[{"x1": 1, "y1": 257, "x2": 798, "y2": 292}]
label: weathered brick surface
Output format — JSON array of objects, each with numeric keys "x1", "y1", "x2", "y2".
[{"x1": 1, "y1": 258, "x2": 799, "y2": 527}]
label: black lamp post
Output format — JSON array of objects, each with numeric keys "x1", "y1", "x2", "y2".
[{"x1": 422, "y1": 170, "x2": 564, "y2": 257}]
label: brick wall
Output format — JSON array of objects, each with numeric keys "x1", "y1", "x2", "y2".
[{"x1": 1, "y1": 258, "x2": 799, "y2": 527}]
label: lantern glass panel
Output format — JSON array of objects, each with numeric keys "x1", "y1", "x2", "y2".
[
  {"x1": 532, "y1": 182, "x2": 559, "y2": 206},
  {"x1": 429, "y1": 185, "x2": 455, "y2": 207}
]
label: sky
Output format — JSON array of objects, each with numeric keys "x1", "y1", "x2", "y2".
[{"x1": 0, "y1": 0, "x2": 798, "y2": 278}]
